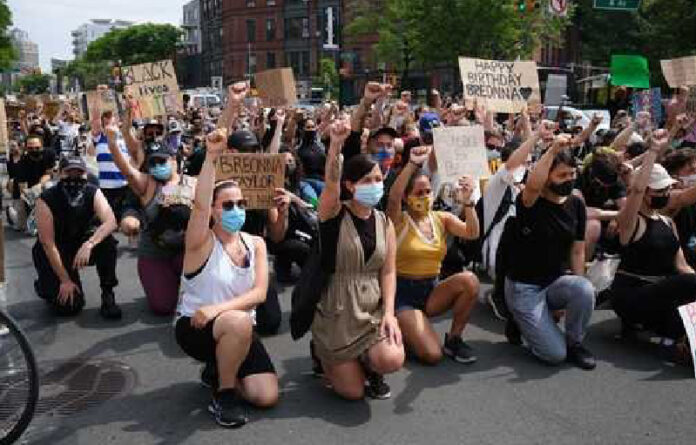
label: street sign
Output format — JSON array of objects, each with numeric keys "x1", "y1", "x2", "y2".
[
  {"x1": 593, "y1": 0, "x2": 641, "y2": 10},
  {"x1": 549, "y1": 0, "x2": 569, "y2": 17}
]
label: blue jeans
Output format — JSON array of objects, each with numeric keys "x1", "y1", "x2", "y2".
[{"x1": 505, "y1": 275, "x2": 595, "y2": 364}]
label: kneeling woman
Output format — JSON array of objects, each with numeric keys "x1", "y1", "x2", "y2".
[
  {"x1": 312, "y1": 120, "x2": 405, "y2": 400},
  {"x1": 387, "y1": 146, "x2": 481, "y2": 364},
  {"x1": 612, "y1": 129, "x2": 696, "y2": 365},
  {"x1": 175, "y1": 130, "x2": 278, "y2": 428}
]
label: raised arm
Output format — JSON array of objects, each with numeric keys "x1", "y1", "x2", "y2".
[
  {"x1": 617, "y1": 130, "x2": 668, "y2": 245},
  {"x1": 386, "y1": 145, "x2": 430, "y2": 225},
  {"x1": 318, "y1": 119, "x2": 351, "y2": 221},
  {"x1": 120, "y1": 100, "x2": 143, "y2": 163},
  {"x1": 352, "y1": 82, "x2": 384, "y2": 132},
  {"x1": 267, "y1": 109, "x2": 286, "y2": 154},
  {"x1": 610, "y1": 118, "x2": 636, "y2": 152},
  {"x1": 217, "y1": 82, "x2": 248, "y2": 132},
  {"x1": 572, "y1": 112, "x2": 603, "y2": 147},
  {"x1": 105, "y1": 123, "x2": 149, "y2": 197},
  {"x1": 521, "y1": 135, "x2": 570, "y2": 207},
  {"x1": 506, "y1": 120, "x2": 551, "y2": 171}
]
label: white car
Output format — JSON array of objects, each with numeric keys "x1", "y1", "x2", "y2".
[{"x1": 544, "y1": 106, "x2": 610, "y2": 133}]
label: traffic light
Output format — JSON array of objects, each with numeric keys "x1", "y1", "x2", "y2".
[{"x1": 516, "y1": 0, "x2": 526, "y2": 12}]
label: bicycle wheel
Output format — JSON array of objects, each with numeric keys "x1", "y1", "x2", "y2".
[{"x1": 0, "y1": 310, "x2": 39, "y2": 445}]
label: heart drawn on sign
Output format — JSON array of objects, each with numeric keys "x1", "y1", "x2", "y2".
[{"x1": 520, "y1": 87, "x2": 533, "y2": 101}]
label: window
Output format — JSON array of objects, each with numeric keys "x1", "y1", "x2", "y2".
[
  {"x1": 246, "y1": 19, "x2": 256, "y2": 43},
  {"x1": 246, "y1": 0, "x2": 256, "y2": 6},
  {"x1": 284, "y1": 17, "x2": 306, "y2": 40},
  {"x1": 266, "y1": 18, "x2": 275, "y2": 41},
  {"x1": 266, "y1": 52, "x2": 276, "y2": 69}
]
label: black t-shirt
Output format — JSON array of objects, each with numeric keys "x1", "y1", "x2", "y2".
[
  {"x1": 508, "y1": 194, "x2": 587, "y2": 286},
  {"x1": 674, "y1": 205, "x2": 696, "y2": 268},
  {"x1": 40, "y1": 182, "x2": 97, "y2": 251},
  {"x1": 16, "y1": 149, "x2": 56, "y2": 188},
  {"x1": 242, "y1": 209, "x2": 268, "y2": 237},
  {"x1": 576, "y1": 172, "x2": 626, "y2": 209},
  {"x1": 297, "y1": 142, "x2": 326, "y2": 180}
]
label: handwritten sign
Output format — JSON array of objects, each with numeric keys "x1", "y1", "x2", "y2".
[
  {"x1": 631, "y1": 88, "x2": 663, "y2": 126},
  {"x1": 661, "y1": 56, "x2": 696, "y2": 88},
  {"x1": 122, "y1": 59, "x2": 183, "y2": 118},
  {"x1": 255, "y1": 68, "x2": 297, "y2": 107},
  {"x1": 678, "y1": 302, "x2": 696, "y2": 378},
  {"x1": 433, "y1": 125, "x2": 490, "y2": 185},
  {"x1": 43, "y1": 100, "x2": 62, "y2": 121},
  {"x1": 0, "y1": 99, "x2": 8, "y2": 155},
  {"x1": 215, "y1": 153, "x2": 285, "y2": 209},
  {"x1": 84, "y1": 90, "x2": 117, "y2": 122},
  {"x1": 459, "y1": 57, "x2": 540, "y2": 113},
  {"x1": 5, "y1": 102, "x2": 21, "y2": 120}
]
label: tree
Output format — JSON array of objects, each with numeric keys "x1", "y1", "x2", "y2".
[
  {"x1": 16, "y1": 73, "x2": 51, "y2": 94},
  {"x1": 0, "y1": 0, "x2": 17, "y2": 71},
  {"x1": 575, "y1": 0, "x2": 696, "y2": 86},
  {"x1": 66, "y1": 23, "x2": 182, "y2": 89},
  {"x1": 346, "y1": 0, "x2": 572, "y2": 82},
  {"x1": 316, "y1": 57, "x2": 339, "y2": 100}
]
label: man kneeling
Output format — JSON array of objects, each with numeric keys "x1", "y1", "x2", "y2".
[{"x1": 33, "y1": 156, "x2": 121, "y2": 319}]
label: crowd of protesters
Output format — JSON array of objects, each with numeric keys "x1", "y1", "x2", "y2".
[{"x1": 4, "y1": 78, "x2": 696, "y2": 428}]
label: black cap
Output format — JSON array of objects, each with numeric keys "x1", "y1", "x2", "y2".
[
  {"x1": 145, "y1": 141, "x2": 175, "y2": 161},
  {"x1": 59, "y1": 156, "x2": 87, "y2": 173},
  {"x1": 227, "y1": 130, "x2": 260, "y2": 152},
  {"x1": 143, "y1": 119, "x2": 165, "y2": 132},
  {"x1": 369, "y1": 126, "x2": 399, "y2": 141}
]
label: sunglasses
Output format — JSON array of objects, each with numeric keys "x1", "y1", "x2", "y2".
[
  {"x1": 148, "y1": 157, "x2": 169, "y2": 167},
  {"x1": 221, "y1": 199, "x2": 247, "y2": 211}
]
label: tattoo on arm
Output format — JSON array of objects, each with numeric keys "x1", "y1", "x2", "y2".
[{"x1": 327, "y1": 153, "x2": 340, "y2": 182}]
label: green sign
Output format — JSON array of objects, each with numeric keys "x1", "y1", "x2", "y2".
[
  {"x1": 594, "y1": 0, "x2": 641, "y2": 10},
  {"x1": 610, "y1": 55, "x2": 650, "y2": 89}
]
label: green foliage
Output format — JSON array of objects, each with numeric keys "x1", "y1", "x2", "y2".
[
  {"x1": 346, "y1": 0, "x2": 573, "y2": 72},
  {"x1": 16, "y1": 73, "x2": 51, "y2": 94},
  {"x1": 575, "y1": 0, "x2": 696, "y2": 86},
  {"x1": 66, "y1": 23, "x2": 182, "y2": 90},
  {"x1": 0, "y1": 0, "x2": 16, "y2": 71},
  {"x1": 316, "y1": 57, "x2": 339, "y2": 100}
]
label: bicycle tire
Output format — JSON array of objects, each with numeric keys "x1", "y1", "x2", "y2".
[{"x1": 0, "y1": 309, "x2": 39, "y2": 445}]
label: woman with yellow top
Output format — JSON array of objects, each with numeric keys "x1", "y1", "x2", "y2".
[{"x1": 387, "y1": 146, "x2": 481, "y2": 364}]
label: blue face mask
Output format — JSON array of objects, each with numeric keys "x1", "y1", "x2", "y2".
[
  {"x1": 353, "y1": 182, "x2": 384, "y2": 208},
  {"x1": 221, "y1": 206, "x2": 246, "y2": 233},
  {"x1": 149, "y1": 162, "x2": 172, "y2": 181},
  {"x1": 371, "y1": 147, "x2": 394, "y2": 173}
]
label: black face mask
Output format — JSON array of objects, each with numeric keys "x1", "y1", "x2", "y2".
[
  {"x1": 60, "y1": 177, "x2": 87, "y2": 205},
  {"x1": 28, "y1": 150, "x2": 43, "y2": 161},
  {"x1": 486, "y1": 144, "x2": 500, "y2": 152},
  {"x1": 303, "y1": 130, "x2": 316, "y2": 144},
  {"x1": 650, "y1": 195, "x2": 670, "y2": 209},
  {"x1": 549, "y1": 180, "x2": 574, "y2": 197}
]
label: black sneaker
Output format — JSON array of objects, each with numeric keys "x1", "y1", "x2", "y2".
[
  {"x1": 99, "y1": 291, "x2": 122, "y2": 320},
  {"x1": 364, "y1": 370, "x2": 391, "y2": 400},
  {"x1": 34, "y1": 280, "x2": 46, "y2": 300},
  {"x1": 505, "y1": 318, "x2": 523, "y2": 346},
  {"x1": 208, "y1": 389, "x2": 248, "y2": 428},
  {"x1": 566, "y1": 343, "x2": 596, "y2": 370},
  {"x1": 443, "y1": 334, "x2": 477, "y2": 364},
  {"x1": 201, "y1": 362, "x2": 218, "y2": 389},
  {"x1": 310, "y1": 341, "x2": 324, "y2": 378}
]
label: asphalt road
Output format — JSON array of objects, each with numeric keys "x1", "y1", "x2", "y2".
[{"x1": 3, "y1": 228, "x2": 696, "y2": 445}]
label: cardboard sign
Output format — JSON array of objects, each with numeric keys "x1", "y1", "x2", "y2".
[
  {"x1": 215, "y1": 153, "x2": 285, "y2": 209},
  {"x1": 0, "y1": 99, "x2": 8, "y2": 155},
  {"x1": 459, "y1": 57, "x2": 540, "y2": 113},
  {"x1": 544, "y1": 74, "x2": 567, "y2": 106},
  {"x1": 661, "y1": 56, "x2": 696, "y2": 88},
  {"x1": 610, "y1": 55, "x2": 649, "y2": 89},
  {"x1": 433, "y1": 125, "x2": 490, "y2": 184},
  {"x1": 631, "y1": 88, "x2": 663, "y2": 126},
  {"x1": 255, "y1": 68, "x2": 297, "y2": 107},
  {"x1": 84, "y1": 90, "x2": 118, "y2": 122},
  {"x1": 5, "y1": 102, "x2": 21, "y2": 120},
  {"x1": 678, "y1": 302, "x2": 696, "y2": 378},
  {"x1": 122, "y1": 59, "x2": 183, "y2": 119},
  {"x1": 25, "y1": 96, "x2": 40, "y2": 112},
  {"x1": 43, "y1": 100, "x2": 62, "y2": 121}
]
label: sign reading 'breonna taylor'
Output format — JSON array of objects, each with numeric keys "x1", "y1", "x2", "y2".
[{"x1": 459, "y1": 57, "x2": 541, "y2": 113}]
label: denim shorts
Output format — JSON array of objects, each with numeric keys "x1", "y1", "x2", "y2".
[{"x1": 395, "y1": 277, "x2": 438, "y2": 313}]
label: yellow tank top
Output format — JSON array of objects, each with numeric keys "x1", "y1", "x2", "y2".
[{"x1": 395, "y1": 211, "x2": 448, "y2": 278}]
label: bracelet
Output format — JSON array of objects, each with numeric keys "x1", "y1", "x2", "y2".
[{"x1": 463, "y1": 202, "x2": 475, "y2": 208}]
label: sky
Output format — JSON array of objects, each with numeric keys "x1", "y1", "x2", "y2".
[{"x1": 7, "y1": 0, "x2": 189, "y2": 71}]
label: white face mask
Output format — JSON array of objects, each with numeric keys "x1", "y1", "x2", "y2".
[{"x1": 680, "y1": 174, "x2": 696, "y2": 188}]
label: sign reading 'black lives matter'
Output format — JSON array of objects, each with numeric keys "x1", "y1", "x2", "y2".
[{"x1": 459, "y1": 57, "x2": 541, "y2": 113}]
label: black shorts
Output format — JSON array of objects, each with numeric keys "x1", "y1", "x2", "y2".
[
  {"x1": 395, "y1": 277, "x2": 438, "y2": 313},
  {"x1": 175, "y1": 316, "x2": 276, "y2": 379}
]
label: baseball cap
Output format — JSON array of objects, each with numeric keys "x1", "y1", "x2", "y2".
[
  {"x1": 143, "y1": 119, "x2": 164, "y2": 132},
  {"x1": 59, "y1": 156, "x2": 87, "y2": 173},
  {"x1": 642, "y1": 164, "x2": 678, "y2": 190},
  {"x1": 369, "y1": 126, "x2": 399, "y2": 141},
  {"x1": 419, "y1": 112, "x2": 441, "y2": 134},
  {"x1": 227, "y1": 130, "x2": 260, "y2": 152},
  {"x1": 145, "y1": 141, "x2": 175, "y2": 160}
]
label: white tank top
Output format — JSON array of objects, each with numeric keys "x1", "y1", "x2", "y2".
[{"x1": 177, "y1": 232, "x2": 257, "y2": 323}]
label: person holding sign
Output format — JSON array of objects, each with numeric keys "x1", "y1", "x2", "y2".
[
  {"x1": 175, "y1": 129, "x2": 278, "y2": 428},
  {"x1": 312, "y1": 118, "x2": 404, "y2": 400},
  {"x1": 105, "y1": 122, "x2": 197, "y2": 316},
  {"x1": 504, "y1": 135, "x2": 597, "y2": 370},
  {"x1": 386, "y1": 145, "x2": 481, "y2": 364},
  {"x1": 610, "y1": 130, "x2": 696, "y2": 365}
]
